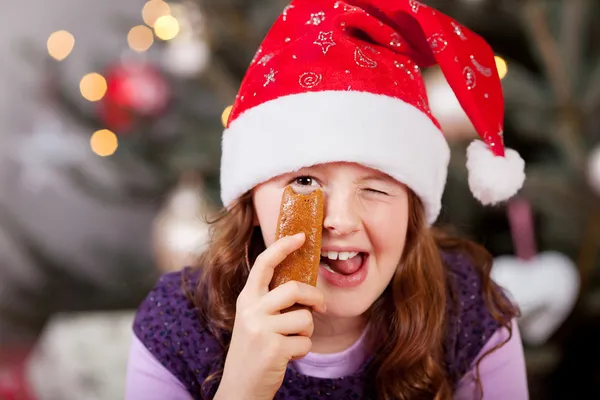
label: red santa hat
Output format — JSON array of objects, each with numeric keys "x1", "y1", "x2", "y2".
[{"x1": 220, "y1": 0, "x2": 525, "y2": 224}]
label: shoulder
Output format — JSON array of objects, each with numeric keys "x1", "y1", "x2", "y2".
[
  {"x1": 441, "y1": 251, "x2": 515, "y2": 383},
  {"x1": 132, "y1": 267, "x2": 223, "y2": 398}
]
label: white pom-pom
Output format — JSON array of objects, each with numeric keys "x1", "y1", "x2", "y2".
[
  {"x1": 587, "y1": 145, "x2": 600, "y2": 196},
  {"x1": 466, "y1": 140, "x2": 526, "y2": 205}
]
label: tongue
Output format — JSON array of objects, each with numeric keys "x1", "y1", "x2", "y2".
[{"x1": 324, "y1": 254, "x2": 364, "y2": 275}]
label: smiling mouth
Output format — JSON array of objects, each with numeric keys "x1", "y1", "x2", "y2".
[{"x1": 319, "y1": 251, "x2": 366, "y2": 275}]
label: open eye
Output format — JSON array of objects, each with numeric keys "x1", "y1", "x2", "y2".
[{"x1": 293, "y1": 176, "x2": 319, "y2": 187}]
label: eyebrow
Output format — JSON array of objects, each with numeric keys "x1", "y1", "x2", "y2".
[{"x1": 355, "y1": 174, "x2": 393, "y2": 184}]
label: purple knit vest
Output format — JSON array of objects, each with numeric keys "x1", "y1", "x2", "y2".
[{"x1": 133, "y1": 251, "x2": 504, "y2": 399}]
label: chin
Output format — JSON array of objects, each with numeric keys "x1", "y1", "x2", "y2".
[{"x1": 322, "y1": 294, "x2": 374, "y2": 318}]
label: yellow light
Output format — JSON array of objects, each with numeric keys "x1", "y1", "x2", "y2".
[
  {"x1": 154, "y1": 15, "x2": 180, "y2": 40},
  {"x1": 47, "y1": 30, "x2": 75, "y2": 61},
  {"x1": 495, "y1": 56, "x2": 508, "y2": 79},
  {"x1": 221, "y1": 105, "x2": 233, "y2": 127},
  {"x1": 142, "y1": 0, "x2": 171, "y2": 27},
  {"x1": 90, "y1": 129, "x2": 118, "y2": 157},
  {"x1": 79, "y1": 73, "x2": 107, "y2": 102},
  {"x1": 128, "y1": 25, "x2": 154, "y2": 52}
]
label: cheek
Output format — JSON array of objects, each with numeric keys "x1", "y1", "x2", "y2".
[
  {"x1": 365, "y1": 203, "x2": 409, "y2": 265},
  {"x1": 253, "y1": 188, "x2": 283, "y2": 246}
]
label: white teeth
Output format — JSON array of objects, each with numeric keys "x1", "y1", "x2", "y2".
[
  {"x1": 321, "y1": 263, "x2": 337, "y2": 273},
  {"x1": 320, "y1": 250, "x2": 360, "y2": 260}
]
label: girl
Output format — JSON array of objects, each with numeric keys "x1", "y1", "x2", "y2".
[{"x1": 126, "y1": 0, "x2": 529, "y2": 399}]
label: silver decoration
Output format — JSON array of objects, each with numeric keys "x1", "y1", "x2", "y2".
[
  {"x1": 390, "y1": 32, "x2": 402, "y2": 48},
  {"x1": 394, "y1": 60, "x2": 414, "y2": 80},
  {"x1": 306, "y1": 11, "x2": 326, "y2": 26},
  {"x1": 263, "y1": 68, "x2": 277, "y2": 87},
  {"x1": 409, "y1": 0, "x2": 422, "y2": 13},
  {"x1": 427, "y1": 33, "x2": 447, "y2": 54},
  {"x1": 419, "y1": 95, "x2": 431, "y2": 113},
  {"x1": 282, "y1": 4, "x2": 294, "y2": 21},
  {"x1": 314, "y1": 31, "x2": 336, "y2": 54},
  {"x1": 354, "y1": 47, "x2": 377, "y2": 68},
  {"x1": 257, "y1": 53, "x2": 274, "y2": 66},
  {"x1": 463, "y1": 66, "x2": 476, "y2": 89},
  {"x1": 251, "y1": 48, "x2": 263, "y2": 64},
  {"x1": 298, "y1": 72, "x2": 323, "y2": 89},
  {"x1": 451, "y1": 21, "x2": 467, "y2": 40},
  {"x1": 334, "y1": 1, "x2": 359, "y2": 12},
  {"x1": 471, "y1": 55, "x2": 493, "y2": 77}
]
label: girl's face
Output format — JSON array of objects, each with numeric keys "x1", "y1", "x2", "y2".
[{"x1": 252, "y1": 162, "x2": 409, "y2": 318}]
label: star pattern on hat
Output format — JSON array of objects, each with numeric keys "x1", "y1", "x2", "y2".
[{"x1": 313, "y1": 31, "x2": 336, "y2": 55}]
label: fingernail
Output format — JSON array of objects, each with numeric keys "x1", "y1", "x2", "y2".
[{"x1": 294, "y1": 232, "x2": 305, "y2": 239}]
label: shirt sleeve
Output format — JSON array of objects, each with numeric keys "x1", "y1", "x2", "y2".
[
  {"x1": 125, "y1": 335, "x2": 193, "y2": 400},
  {"x1": 453, "y1": 318, "x2": 529, "y2": 400}
]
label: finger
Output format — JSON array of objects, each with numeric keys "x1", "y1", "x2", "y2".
[
  {"x1": 245, "y1": 232, "x2": 305, "y2": 294},
  {"x1": 268, "y1": 309, "x2": 314, "y2": 337},
  {"x1": 262, "y1": 281, "x2": 326, "y2": 314},
  {"x1": 284, "y1": 335, "x2": 312, "y2": 360}
]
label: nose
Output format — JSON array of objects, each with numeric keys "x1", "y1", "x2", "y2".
[{"x1": 322, "y1": 189, "x2": 361, "y2": 236}]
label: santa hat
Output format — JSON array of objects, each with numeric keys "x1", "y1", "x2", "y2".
[{"x1": 220, "y1": 0, "x2": 525, "y2": 224}]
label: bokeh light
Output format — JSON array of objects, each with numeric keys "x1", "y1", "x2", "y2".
[
  {"x1": 90, "y1": 129, "x2": 118, "y2": 157},
  {"x1": 47, "y1": 30, "x2": 75, "y2": 61}
]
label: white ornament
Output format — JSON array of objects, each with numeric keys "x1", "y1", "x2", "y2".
[
  {"x1": 163, "y1": 38, "x2": 210, "y2": 78},
  {"x1": 492, "y1": 252, "x2": 580, "y2": 346},
  {"x1": 314, "y1": 31, "x2": 336, "y2": 54},
  {"x1": 26, "y1": 311, "x2": 136, "y2": 400},
  {"x1": 465, "y1": 140, "x2": 525, "y2": 205},
  {"x1": 162, "y1": 3, "x2": 210, "y2": 78},
  {"x1": 152, "y1": 173, "x2": 212, "y2": 273},
  {"x1": 587, "y1": 145, "x2": 600, "y2": 196}
]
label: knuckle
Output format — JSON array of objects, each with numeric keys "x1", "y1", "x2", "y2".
[
  {"x1": 299, "y1": 309, "x2": 313, "y2": 327},
  {"x1": 267, "y1": 338, "x2": 283, "y2": 360},
  {"x1": 286, "y1": 281, "x2": 302, "y2": 295},
  {"x1": 236, "y1": 292, "x2": 249, "y2": 309},
  {"x1": 299, "y1": 337, "x2": 312, "y2": 354},
  {"x1": 253, "y1": 251, "x2": 267, "y2": 266},
  {"x1": 244, "y1": 318, "x2": 263, "y2": 338}
]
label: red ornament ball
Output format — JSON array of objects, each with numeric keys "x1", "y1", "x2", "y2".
[{"x1": 99, "y1": 61, "x2": 170, "y2": 132}]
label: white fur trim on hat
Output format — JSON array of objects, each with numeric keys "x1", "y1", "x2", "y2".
[{"x1": 220, "y1": 90, "x2": 450, "y2": 224}]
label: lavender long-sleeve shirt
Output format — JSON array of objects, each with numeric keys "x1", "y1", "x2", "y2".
[{"x1": 125, "y1": 318, "x2": 528, "y2": 399}]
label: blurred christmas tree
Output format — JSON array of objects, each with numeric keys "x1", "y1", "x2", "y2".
[
  {"x1": 11, "y1": 0, "x2": 599, "y2": 398},
  {"x1": 37, "y1": 0, "x2": 600, "y2": 290}
]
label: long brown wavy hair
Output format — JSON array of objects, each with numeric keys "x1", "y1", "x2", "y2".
[{"x1": 191, "y1": 189, "x2": 518, "y2": 399}]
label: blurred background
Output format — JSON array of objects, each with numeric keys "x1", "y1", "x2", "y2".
[{"x1": 0, "y1": 0, "x2": 599, "y2": 399}]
